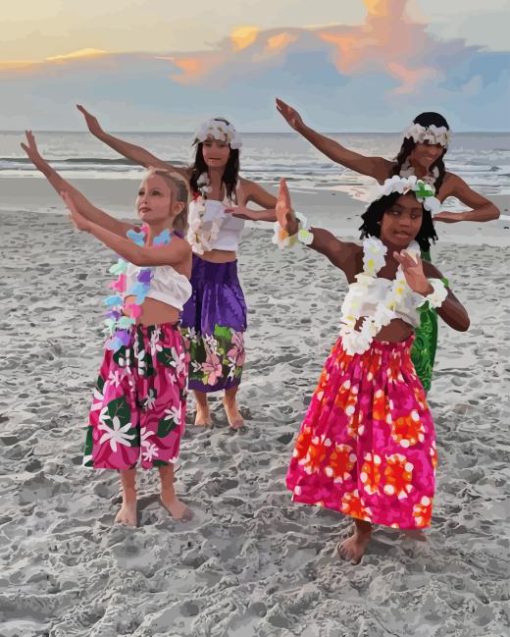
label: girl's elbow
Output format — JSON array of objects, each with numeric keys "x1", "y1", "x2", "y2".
[
  {"x1": 458, "y1": 315, "x2": 470, "y2": 332},
  {"x1": 129, "y1": 248, "x2": 150, "y2": 267}
]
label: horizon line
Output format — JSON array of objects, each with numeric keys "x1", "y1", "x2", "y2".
[{"x1": 2, "y1": 129, "x2": 510, "y2": 135}]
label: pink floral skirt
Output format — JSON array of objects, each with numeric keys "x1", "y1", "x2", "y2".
[
  {"x1": 83, "y1": 322, "x2": 188, "y2": 470},
  {"x1": 286, "y1": 336, "x2": 436, "y2": 529}
]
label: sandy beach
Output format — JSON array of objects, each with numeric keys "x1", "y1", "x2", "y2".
[{"x1": 1, "y1": 180, "x2": 509, "y2": 637}]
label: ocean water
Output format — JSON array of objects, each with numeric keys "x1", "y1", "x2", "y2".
[{"x1": 1, "y1": 131, "x2": 509, "y2": 203}]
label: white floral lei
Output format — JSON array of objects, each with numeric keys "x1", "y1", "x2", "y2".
[
  {"x1": 377, "y1": 174, "x2": 441, "y2": 214},
  {"x1": 339, "y1": 237, "x2": 420, "y2": 356},
  {"x1": 186, "y1": 172, "x2": 227, "y2": 255},
  {"x1": 399, "y1": 158, "x2": 439, "y2": 186},
  {"x1": 404, "y1": 122, "x2": 450, "y2": 148},
  {"x1": 194, "y1": 118, "x2": 242, "y2": 149}
]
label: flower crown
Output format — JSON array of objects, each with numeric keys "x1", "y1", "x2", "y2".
[
  {"x1": 404, "y1": 122, "x2": 450, "y2": 148},
  {"x1": 377, "y1": 175, "x2": 441, "y2": 214},
  {"x1": 194, "y1": 118, "x2": 242, "y2": 150}
]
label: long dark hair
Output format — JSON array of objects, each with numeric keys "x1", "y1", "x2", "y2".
[
  {"x1": 189, "y1": 117, "x2": 240, "y2": 202},
  {"x1": 359, "y1": 192, "x2": 438, "y2": 252},
  {"x1": 393, "y1": 112, "x2": 450, "y2": 192}
]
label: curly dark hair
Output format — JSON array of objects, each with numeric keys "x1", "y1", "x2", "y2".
[
  {"x1": 189, "y1": 117, "x2": 240, "y2": 202},
  {"x1": 393, "y1": 112, "x2": 450, "y2": 192},
  {"x1": 359, "y1": 192, "x2": 438, "y2": 252}
]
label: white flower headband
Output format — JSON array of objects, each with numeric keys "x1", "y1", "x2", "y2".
[
  {"x1": 194, "y1": 118, "x2": 242, "y2": 150},
  {"x1": 377, "y1": 175, "x2": 441, "y2": 214},
  {"x1": 404, "y1": 122, "x2": 450, "y2": 148}
]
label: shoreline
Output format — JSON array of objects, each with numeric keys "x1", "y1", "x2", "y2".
[{"x1": 1, "y1": 177, "x2": 509, "y2": 248}]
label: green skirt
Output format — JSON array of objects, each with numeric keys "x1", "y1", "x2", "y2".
[
  {"x1": 411, "y1": 250, "x2": 437, "y2": 392},
  {"x1": 411, "y1": 307, "x2": 438, "y2": 392}
]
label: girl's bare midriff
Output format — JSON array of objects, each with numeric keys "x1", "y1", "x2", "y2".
[
  {"x1": 200, "y1": 248, "x2": 237, "y2": 263},
  {"x1": 355, "y1": 317, "x2": 415, "y2": 343},
  {"x1": 125, "y1": 296, "x2": 180, "y2": 326}
]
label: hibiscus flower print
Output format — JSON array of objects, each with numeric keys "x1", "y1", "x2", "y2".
[
  {"x1": 201, "y1": 349, "x2": 223, "y2": 386},
  {"x1": 227, "y1": 332, "x2": 245, "y2": 368}
]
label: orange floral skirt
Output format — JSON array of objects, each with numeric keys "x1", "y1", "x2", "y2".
[{"x1": 286, "y1": 336, "x2": 436, "y2": 529}]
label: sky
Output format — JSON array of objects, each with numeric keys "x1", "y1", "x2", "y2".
[{"x1": 1, "y1": 0, "x2": 509, "y2": 131}]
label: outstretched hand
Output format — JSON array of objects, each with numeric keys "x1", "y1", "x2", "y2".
[
  {"x1": 433, "y1": 210, "x2": 465, "y2": 224},
  {"x1": 61, "y1": 191, "x2": 91, "y2": 232},
  {"x1": 393, "y1": 250, "x2": 433, "y2": 296},
  {"x1": 20, "y1": 130, "x2": 44, "y2": 167},
  {"x1": 276, "y1": 178, "x2": 298, "y2": 234},
  {"x1": 77, "y1": 104, "x2": 104, "y2": 136},
  {"x1": 275, "y1": 99, "x2": 305, "y2": 132},
  {"x1": 224, "y1": 206, "x2": 258, "y2": 221}
]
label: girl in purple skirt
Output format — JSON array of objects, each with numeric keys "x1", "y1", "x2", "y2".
[{"x1": 77, "y1": 106, "x2": 277, "y2": 429}]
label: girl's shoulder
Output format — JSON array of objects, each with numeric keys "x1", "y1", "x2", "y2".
[
  {"x1": 422, "y1": 259, "x2": 443, "y2": 279},
  {"x1": 436, "y1": 170, "x2": 457, "y2": 197}
]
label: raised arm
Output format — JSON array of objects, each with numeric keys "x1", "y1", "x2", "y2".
[
  {"x1": 434, "y1": 173, "x2": 500, "y2": 223},
  {"x1": 276, "y1": 99, "x2": 391, "y2": 181},
  {"x1": 77, "y1": 105, "x2": 190, "y2": 179},
  {"x1": 276, "y1": 178, "x2": 359, "y2": 273},
  {"x1": 63, "y1": 192, "x2": 191, "y2": 268},
  {"x1": 21, "y1": 131, "x2": 133, "y2": 236}
]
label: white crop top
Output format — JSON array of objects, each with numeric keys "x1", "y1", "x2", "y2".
[
  {"x1": 124, "y1": 263, "x2": 192, "y2": 310},
  {"x1": 190, "y1": 198, "x2": 245, "y2": 252},
  {"x1": 345, "y1": 277, "x2": 424, "y2": 328}
]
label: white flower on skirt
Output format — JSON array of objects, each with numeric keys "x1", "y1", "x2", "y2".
[
  {"x1": 204, "y1": 333, "x2": 220, "y2": 355},
  {"x1": 163, "y1": 404, "x2": 182, "y2": 424},
  {"x1": 140, "y1": 427, "x2": 155, "y2": 446},
  {"x1": 186, "y1": 327, "x2": 199, "y2": 343},
  {"x1": 170, "y1": 348, "x2": 187, "y2": 377},
  {"x1": 98, "y1": 416, "x2": 135, "y2": 452},
  {"x1": 144, "y1": 390, "x2": 157, "y2": 411},
  {"x1": 149, "y1": 328, "x2": 163, "y2": 356},
  {"x1": 142, "y1": 442, "x2": 159, "y2": 463},
  {"x1": 135, "y1": 348, "x2": 148, "y2": 375},
  {"x1": 191, "y1": 360, "x2": 202, "y2": 373},
  {"x1": 227, "y1": 361, "x2": 236, "y2": 380},
  {"x1": 90, "y1": 386, "x2": 105, "y2": 412},
  {"x1": 107, "y1": 369, "x2": 126, "y2": 388}
]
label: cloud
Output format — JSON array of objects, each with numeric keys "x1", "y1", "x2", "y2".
[
  {"x1": 0, "y1": 0, "x2": 509, "y2": 130},
  {"x1": 45, "y1": 48, "x2": 107, "y2": 62}
]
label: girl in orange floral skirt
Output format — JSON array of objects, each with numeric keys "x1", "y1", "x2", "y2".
[{"x1": 274, "y1": 177, "x2": 470, "y2": 563}]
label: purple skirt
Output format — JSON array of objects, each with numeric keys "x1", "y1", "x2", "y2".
[{"x1": 181, "y1": 255, "x2": 247, "y2": 392}]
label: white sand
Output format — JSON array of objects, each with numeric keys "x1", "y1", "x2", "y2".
[{"x1": 1, "y1": 180, "x2": 509, "y2": 637}]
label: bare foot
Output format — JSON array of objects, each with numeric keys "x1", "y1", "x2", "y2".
[
  {"x1": 114, "y1": 498, "x2": 138, "y2": 527},
  {"x1": 337, "y1": 523, "x2": 372, "y2": 564},
  {"x1": 194, "y1": 404, "x2": 212, "y2": 427},
  {"x1": 223, "y1": 398, "x2": 244, "y2": 429},
  {"x1": 160, "y1": 493, "x2": 193, "y2": 521}
]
